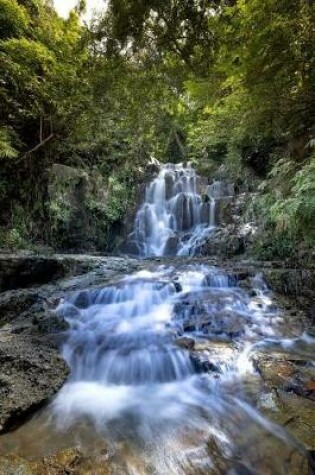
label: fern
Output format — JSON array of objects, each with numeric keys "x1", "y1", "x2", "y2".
[{"x1": 0, "y1": 127, "x2": 18, "y2": 159}]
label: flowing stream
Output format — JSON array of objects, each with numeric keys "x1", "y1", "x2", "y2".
[{"x1": 0, "y1": 163, "x2": 313, "y2": 474}]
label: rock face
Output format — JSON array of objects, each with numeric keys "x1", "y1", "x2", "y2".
[
  {"x1": 0, "y1": 336, "x2": 69, "y2": 433},
  {"x1": 0, "y1": 254, "x2": 64, "y2": 292},
  {"x1": 263, "y1": 268, "x2": 315, "y2": 307}
]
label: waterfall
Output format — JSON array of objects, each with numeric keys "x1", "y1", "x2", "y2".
[
  {"x1": 1, "y1": 163, "x2": 308, "y2": 474},
  {"x1": 128, "y1": 163, "x2": 217, "y2": 257}
]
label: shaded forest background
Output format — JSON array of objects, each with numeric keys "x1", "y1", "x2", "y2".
[{"x1": 0, "y1": 0, "x2": 314, "y2": 257}]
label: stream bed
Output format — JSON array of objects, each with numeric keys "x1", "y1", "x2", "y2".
[{"x1": 0, "y1": 262, "x2": 314, "y2": 474}]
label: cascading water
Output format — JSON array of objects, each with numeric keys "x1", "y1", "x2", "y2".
[
  {"x1": 1, "y1": 163, "x2": 313, "y2": 474},
  {"x1": 128, "y1": 163, "x2": 218, "y2": 257},
  {"x1": 1, "y1": 264, "x2": 312, "y2": 474}
]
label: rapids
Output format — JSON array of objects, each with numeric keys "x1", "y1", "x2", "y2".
[
  {"x1": 0, "y1": 263, "x2": 313, "y2": 474},
  {"x1": 0, "y1": 164, "x2": 313, "y2": 474}
]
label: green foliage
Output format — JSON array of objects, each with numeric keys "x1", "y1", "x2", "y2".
[
  {"x1": 0, "y1": 127, "x2": 18, "y2": 158},
  {"x1": 0, "y1": 205, "x2": 30, "y2": 250},
  {"x1": 104, "y1": 174, "x2": 132, "y2": 222},
  {"x1": 247, "y1": 156, "x2": 315, "y2": 258},
  {"x1": 49, "y1": 196, "x2": 72, "y2": 233},
  {"x1": 269, "y1": 157, "x2": 315, "y2": 243},
  {"x1": 0, "y1": 0, "x2": 29, "y2": 40},
  {"x1": 252, "y1": 231, "x2": 294, "y2": 261},
  {"x1": 0, "y1": 227, "x2": 27, "y2": 250},
  {"x1": 0, "y1": 0, "x2": 313, "y2": 254}
]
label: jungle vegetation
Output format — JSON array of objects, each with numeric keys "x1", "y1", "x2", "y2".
[{"x1": 0, "y1": 0, "x2": 314, "y2": 255}]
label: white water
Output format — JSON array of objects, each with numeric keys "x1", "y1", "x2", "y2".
[
  {"x1": 42, "y1": 264, "x2": 308, "y2": 474},
  {"x1": 0, "y1": 164, "x2": 311, "y2": 473},
  {"x1": 128, "y1": 163, "x2": 220, "y2": 257}
]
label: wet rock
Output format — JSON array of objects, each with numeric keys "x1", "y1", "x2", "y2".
[
  {"x1": 190, "y1": 353, "x2": 220, "y2": 373},
  {"x1": 12, "y1": 299, "x2": 69, "y2": 336},
  {"x1": 73, "y1": 290, "x2": 91, "y2": 309},
  {"x1": 0, "y1": 446, "x2": 133, "y2": 474},
  {"x1": 164, "y1": 172, "x2": 175, "y2": 200},
  {"x1": 164, "y1": 235, "x2": 179, "y2": 256},
  {"x1": 200, "y1": 311, "x2": 245, "y2": 338},
  {"x1": 194, "y1": 227, "x2": 248, "y2": 257},
  {"x1": 0, "y1": 253, "x2": 139, "y2": 293},
  {"x1": 253, "y1": 350, "x2": 315, "y2": 401},
  {"x1": 174, "y1": 194, "x2": 184, "y2": 231},
  {"x1": 0, "y1": 448, "x2": 88, "y2": 474},
  {"x1": 34, "y1": 448, "x2": 82, "y2": 473},
  {"x1": 0, "y1": 454, "x2": 35, "y2": 474},
  {"x1": 145, "y1": 161, "x2": 160, "y2": 179},
  {"x1": 175, "y1": 336, "x2": 195, "y2": 350},
  {"x1": 192, "y1": 339, "x2": 236, "y2": 372},
  {"x1": 206, "y1": 436, "x2": 229, "y2": 474},
  {"x1": 172, "y1": 280, "x2": 182, "y2": 293},
  {"x1": 182, "y1": 195, "x2": 193, "y2": 230},
  {"x1": 261, "y1": 389, "x2": 315, "y2": 452},
  {"x1": 36, "y1": 312, "x2": 69, "y2": 334},
  {"x1": 124, "y1": 240, "x2": 142, "y2": 256}
]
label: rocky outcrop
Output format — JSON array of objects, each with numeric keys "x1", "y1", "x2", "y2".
[
  {"x1": 0, "y1": 254, "x2": 64, "y2": 292},
  {"x1": 0, "y1": 335, "x2": 69, "y2": 433},
  {"x1": 263, "y1": 268, "x2": 315, "y2": 307},
  {"x1": 253, "y1": 346, "x2": 315, "y2": 453},
  {"x1": 0, "y1": 253, "x2": 136, "y2": 293},
  {"x1": 193, "y1": 225, "x2": 251, "y2": 257}
]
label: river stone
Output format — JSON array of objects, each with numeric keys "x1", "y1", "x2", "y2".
[
  {"x1": 0, "y1": 288, "x2": 39, "y2": 326},
  {"x1": 73, "y1": 290, "x2": 91, "y2": 309},
  {"x1": 174, "y1": 336, "x2": 195, "y2": 350},
  {"x1": 0, "y1": 255, "x2": 64, "y2": 292},
  {"x1": 190, "y1": 353, "x2": 220, "y2": 374}
]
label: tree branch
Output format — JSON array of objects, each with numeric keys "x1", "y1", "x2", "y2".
[{"x1": 19, "y1": 133, "x2": 54, "y2": 161}]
